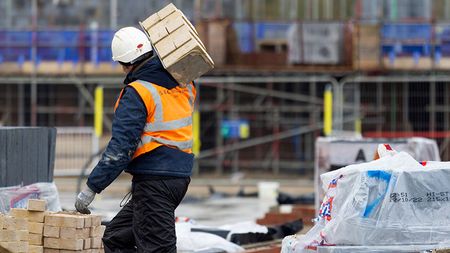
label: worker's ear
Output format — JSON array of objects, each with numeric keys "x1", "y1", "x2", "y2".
[{"x1": 121, "y1": 65, "x2": 133, "y2": 74}]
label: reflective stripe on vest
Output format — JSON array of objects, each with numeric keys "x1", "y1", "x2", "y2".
[
  {"x1": 137, "y1": 135, "x2": 194, "y2": 151},
  {"x1": 119, "y1": 80, "x2": 195, "y2": 158},
  {"x1": 144, "y1": 117, "x2": 192, "y2": 132}
]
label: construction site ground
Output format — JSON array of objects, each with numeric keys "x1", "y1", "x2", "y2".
[{"x1": 55, "y1": 174, "x2": 314, "y2": 227}]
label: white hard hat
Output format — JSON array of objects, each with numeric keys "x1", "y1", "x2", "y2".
[{"x1": 111, "y1": 27, "x2": 152, "y2": 64}]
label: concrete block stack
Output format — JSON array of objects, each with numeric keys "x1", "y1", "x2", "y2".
[
  {"x1": 26, "y1": 199, "x2": 47, "y2": 253},
  {"x1": 0, "y1": 212, "x2": 29, "y2": 253},
  {"x1": 0, "y1": 199, "x2": 48, "y2": 253},
  {"x1": 139, "y1": 3, "x2": 214, "y2": 84},
  {"x1": 43, "y1": 212, "x2": 105, "y2": 253}
]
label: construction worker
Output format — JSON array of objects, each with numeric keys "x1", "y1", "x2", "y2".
[{"x1": 75, "y1": 26, "x2": 195, "y2": 252}]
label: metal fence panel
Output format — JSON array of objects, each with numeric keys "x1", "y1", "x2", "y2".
[
  {"x1": 338, "y1": 76, "x2": 450, "y2": 160},
  {"x1": 54, "y1": 127, "x2": 98, "y2": 176}
]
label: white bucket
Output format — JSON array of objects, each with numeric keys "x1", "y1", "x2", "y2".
[{"x1": 258, "y1": 181, "x2": 280, "y2": 205}]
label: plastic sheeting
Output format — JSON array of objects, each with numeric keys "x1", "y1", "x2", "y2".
[
  {"x1": 177, "y1": 222, "x2": 245, "y2": 253},
  {"x1": 0, "y1": 182, "x2": 61, "y2": 213},
  {"x1": 283, "y1": 151, "x2": 450, "y2": 253},
  {"x1": 316, "y1": 244, "x2": 450, "y2": 253},
  {"x1": 219, "y1": 221, "x2": 268, "y2": 241},
  {"x1": 314, "y1": 136, "x2": 440, "y2": 210}
]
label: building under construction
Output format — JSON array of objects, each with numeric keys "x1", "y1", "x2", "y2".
[{"x1": 1, "y1": 0, "x2": 450, "y2": 176}]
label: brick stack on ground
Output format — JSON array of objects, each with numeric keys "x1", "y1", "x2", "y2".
[
  {"x1": 0, "y1": 212, "x2": 29, "y2": 253},
  {"x1": 0, "y1": 199, "x2": 48, "y2": 253},
  {"x1": 43, "y1": 212, "x2": 105, "y2": 253}
]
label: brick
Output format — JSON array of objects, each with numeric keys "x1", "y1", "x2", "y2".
[
  {"x1": 10, "y1": 208, "x2": 28, "y2": 219},
  {"x1": 91, "y1": 237, "x2": 102, "y2": 249},
  {"x1": 0, "y1": 230, "x2": 18, "y2": 242},
  {"x1": 43, "y1": 226, "x2": 60, "y2": 238},
  {"x1": 83, "y1": 238, "x2": 91, "y2": 249},
  {"x1": 83, "y1": 216, "x2": 92, "y2": 228},
  {"x1": 163, "y1": 39, "x2": 195, "y2": 66},
  {"x1": 29, "y1": 233, "x2": 43, "y2": 245},
  {"x1": 140, "y1": 13, "x2": 160, "y2": 30},
  {"x1": 164, "y1": 13, "x2": 184, "y2": 34},
  {"x1": 148, "y1": 22, "x2": 169, "y2": 44},
  {"x1": 155, "y1": 37, "x2": 177, "y2": 58},
  {"x1": 17, "y1": 230, "x2": 28, "y2": 241},
  {"x1": 15, "y1": 218, "x2": 28, "y2": 230},
  {"x1": 83, "y1": 228, "x2": 91, "y2": 238},
  {"x1": 44, "y1": 214, "x2": 60, "y2": 226},
  {"x1": 60, "y1": 227, "x2": 89, "y2": 239},
  {"x1": 60, "y1": 250, "x2": 92, "y2": 253},
  {"x1": 171, "y1": 26, "x2": 192, "y2": 49},
  {"x1": 45, "y1": 214, "x2": 84, "y2": 228},
  {"x1": 2, "y1": 216, "x2": 15, "y2": 230},
  {"x1": 156, "y1": 3, "x2": 177, "y2": 19},
  {"x1": 17, "y1": 218, "x2": 28, "y2": 230},
  {"x1": 28, "y1": 199, "x2": 46, "y2": 211},
  {"x1": 29, "y1": 222, "x2": 44, "y2": 234},
  {"x1": 3, "y1": 216, "x2": 28, "y2": 230},
  {"x1": 90, "y1": 215, "x2": 102, "y2": 227},
  {"x1": 43, "y1": 249, "x2": 59, "y2": 253},
  {"x1": 0, "y1": 241, "x2": 28, "y2": 253},
  {"x1": 90, "y1": 225, "x2": 106, "y2": 237},
  {"x1": 28, "y1": 211, "x2": 45, "y2": 223},
  {"x1": 29, "y1": 245, "x2": 44, "y2": 253},
  {"x1": 44, "y1": 238, "x2": 84, "y2": 251}
]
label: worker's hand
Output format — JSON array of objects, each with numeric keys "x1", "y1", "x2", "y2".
[{"x1": 75, "y1": 187, "x2": 96, "y2": 214}]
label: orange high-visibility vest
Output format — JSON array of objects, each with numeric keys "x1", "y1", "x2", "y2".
[{"x1": 114, "y1": 80, "x2": 196, "y2": 159}]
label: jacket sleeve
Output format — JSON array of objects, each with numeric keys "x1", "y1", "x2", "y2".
[{"x1": 87, "y1": 87, "x2": 147, "y2": 193}]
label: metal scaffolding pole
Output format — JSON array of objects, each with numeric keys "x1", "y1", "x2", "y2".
[
  {"x1": 5, "y1": 0, "x2": 12, "y2": 28},
  {"x1": 430, "y1": 78, "x2": 436, "y2": 135},
  {"x1": 1, "y1": 85, "x2": 12, "y2": 125},
  {"x1": 444, "y1": 83, "x2": 450, "y2": 160},
  {"x1": 110, "y1": 0, "x2": 118, "y2": 30},
  {"x1": 198, "y1": 123, "x2": 323, "y2": 159},
  {"x1": 215, "y1": 84, "x2": 224, "y2": 174},
  {"x1": 30, "y1": 0, "x2": 38, "y2": 126},
  {"x1": 402, "y1": 78, "x2": 409, "y2": 131},
  {"x1": 18, "y1": 84, "x2": 24, "y2": 126}
]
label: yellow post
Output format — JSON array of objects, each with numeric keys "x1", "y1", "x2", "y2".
[
  {"x1": 94, "y1": 86, "x2": 103, "y2": 137},
  {"x1": 324, "y1": 84, "x2": 333, "y2": 136},
  {"x1": 193, "y1": 110, "x2": 201, "y2": 156},
  {"x1": 355, "y1": 118, "x2": 362, "y2": 135}
]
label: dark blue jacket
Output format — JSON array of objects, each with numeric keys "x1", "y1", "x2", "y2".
[{"x1": 87, "y1": 56, "x2": 194, "y2": 194}]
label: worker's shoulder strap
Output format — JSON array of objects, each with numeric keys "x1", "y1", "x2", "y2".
[{"x1": 113, "y1": 88, "x2": 125, "y2": 112}]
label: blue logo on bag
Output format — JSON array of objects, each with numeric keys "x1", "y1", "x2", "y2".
[{"x1": 363, "y1": 170, "x2": 392, "y2": 217}]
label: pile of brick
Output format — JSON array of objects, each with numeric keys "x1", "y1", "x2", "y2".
[
  {"x1": 139, "y1": 3, "x2": 214, "y2": 84},
  {"x1": 43, "y1": 212, "x2": 105, "y2": 253},
  {"x1": 1, "y1": 199, "x2": 105, "y2": 253},
  {"x1": 1, "y1": 199, "x2": 48, "y2": 253},
  {"x1": 0, "y1": 209, "x2": 29, "y2": 252},
  {"x1": 256, "y1": 204, "x2": 315, "y2": 227}
]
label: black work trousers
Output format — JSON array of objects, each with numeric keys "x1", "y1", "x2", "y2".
[{"x1": 102, "y1": 177, "x2": 190, "y2": 253}]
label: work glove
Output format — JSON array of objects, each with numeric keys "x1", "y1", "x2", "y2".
[{"x1": 75, "y1": 187, "x2": 96, "y2": 214}]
